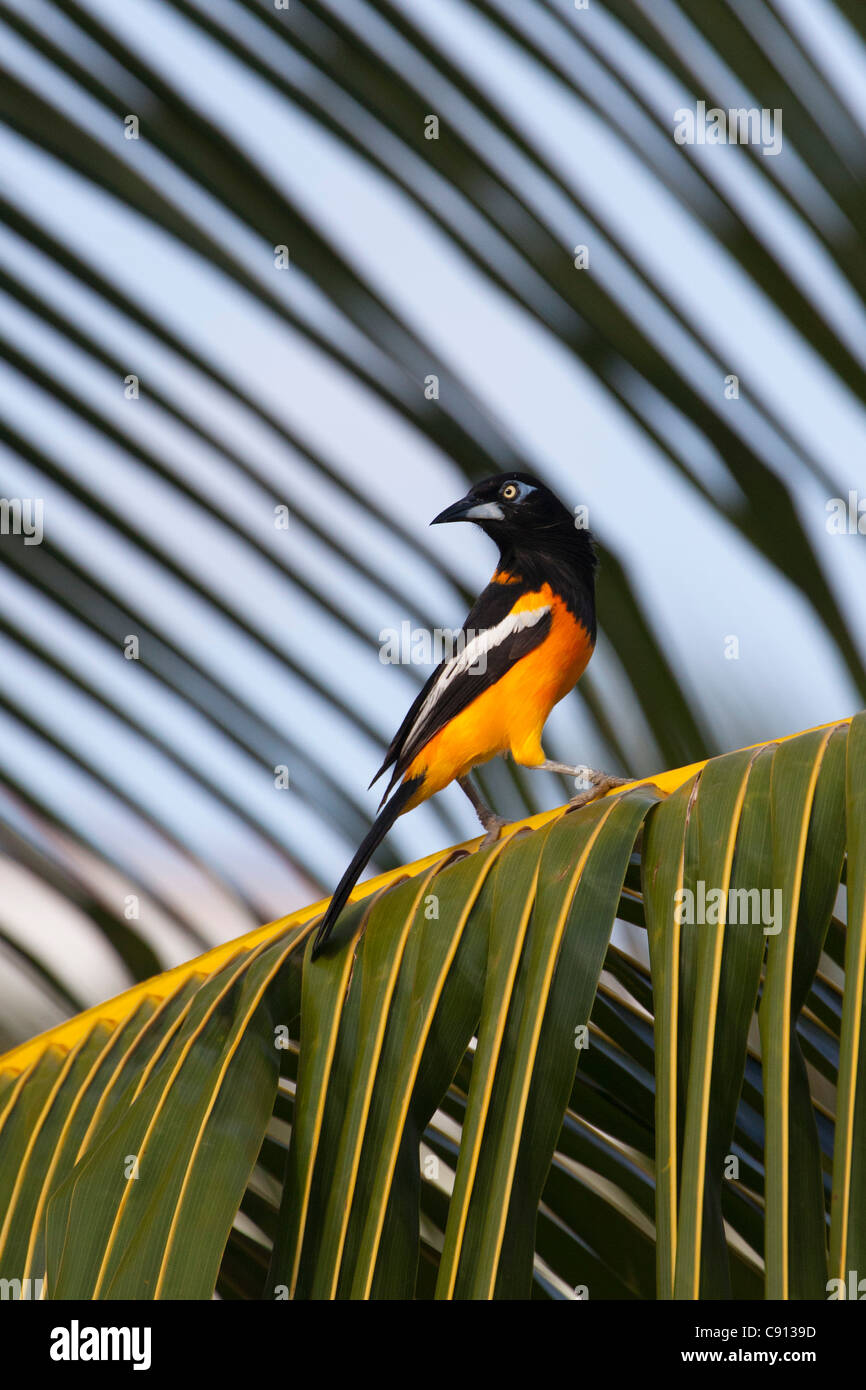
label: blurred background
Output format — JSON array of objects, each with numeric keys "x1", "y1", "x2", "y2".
[{"x1": 1, "y1": 0, "x2": 865, "y2": 1049}]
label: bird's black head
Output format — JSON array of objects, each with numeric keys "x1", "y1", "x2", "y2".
[
  {"x1": 431, "y1": 472, "x2": 597, "y2": 595},
  {"x1": 430, "y1": 472, "x2": 565, "y2": 535}
]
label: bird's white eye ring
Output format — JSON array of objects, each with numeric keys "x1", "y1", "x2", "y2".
[{"x1": 501, "y1": 482, "x2": 519, "y2": 500}]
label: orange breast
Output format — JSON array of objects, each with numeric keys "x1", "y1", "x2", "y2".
[{"x1": 403, "y1": 585, "x2": 593, "y2": 806}]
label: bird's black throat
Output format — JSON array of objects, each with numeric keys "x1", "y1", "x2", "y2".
[{"x1": 495, "y1": 521, "x2": 598, "y2": 642}]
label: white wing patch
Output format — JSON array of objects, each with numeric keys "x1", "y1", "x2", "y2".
[{"x1": 404, "y1": 604, "x2": 551, "y2": 749}]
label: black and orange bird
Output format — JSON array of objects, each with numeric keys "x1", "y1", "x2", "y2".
[{"x1": 310, "y1": 472, "x2": 629, "y2": 959}]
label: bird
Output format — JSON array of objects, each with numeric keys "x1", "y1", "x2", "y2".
[{"x1": 310, "y1": 471, "x2": 630, "y2": 959}]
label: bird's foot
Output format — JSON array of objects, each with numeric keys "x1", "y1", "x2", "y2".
[
  {"x1": 478, "y1": 813, "x2": 510, "y2": 849},
  {"x1": 567, "y1": 766, "x2": 633, "y2": 810}
]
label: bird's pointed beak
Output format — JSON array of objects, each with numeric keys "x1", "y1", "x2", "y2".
[{"x1": 430, "y1": 495, "x2": 505, "y2": 525}]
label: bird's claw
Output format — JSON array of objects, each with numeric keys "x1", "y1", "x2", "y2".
[
  {"x1": 479, "y1": 815, "x2": 510, "y2": 849},
  {"x1": 568, "y1": 771, "x2": 633, "y2": 810}
]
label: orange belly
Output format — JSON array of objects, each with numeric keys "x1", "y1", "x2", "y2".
[{"x1": 403, "y1": 586, "x2": 593, "y2": 807}]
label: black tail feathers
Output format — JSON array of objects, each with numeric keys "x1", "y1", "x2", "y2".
[{"x1": 310, "y1": 776, "x2": 423, "y2": 960}]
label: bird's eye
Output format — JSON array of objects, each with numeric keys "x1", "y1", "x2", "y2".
[{"x1": 501, "y1": 483, "x2": 519, "y2": 501}]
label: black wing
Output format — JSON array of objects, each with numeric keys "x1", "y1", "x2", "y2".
[{"x1": 370, "y1": 579, "x2": 551, "y2": 806}]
